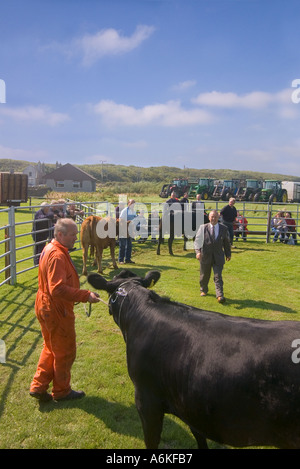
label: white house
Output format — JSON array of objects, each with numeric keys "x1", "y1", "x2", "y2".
[{"x1": 23, "y1": 162, "x2": 45, "y2": 186}]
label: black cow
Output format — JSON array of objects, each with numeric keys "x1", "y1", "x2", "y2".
[
  {"x1": 88, "y1": 269, "x2": 300, "y2": 449},
  {"x1": 156, "y1": 203, "x2": 208, "y2": 256}
]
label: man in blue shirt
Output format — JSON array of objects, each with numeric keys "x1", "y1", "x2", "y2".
[{"x1": 119, "y1": 199, "x2": 137, "y2": 264}]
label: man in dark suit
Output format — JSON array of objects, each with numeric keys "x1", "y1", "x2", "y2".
[{"x1": 194, "y1": 209, "x2": 231, "y2": 303}]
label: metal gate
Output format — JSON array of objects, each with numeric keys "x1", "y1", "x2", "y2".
[{"x1": 0, "y1": 200, "x2": 299, "y2": 286}]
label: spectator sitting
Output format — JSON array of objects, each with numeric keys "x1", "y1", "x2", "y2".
[
  {"x1": 284, "y1": 211, "x2": 297, "y2": 245},
  {"x1": 234, "y1": 211, "x2": 248, "y2": 242},
  {"x1": 271, "y1": 211, "x2": 286, "y2": 243}
]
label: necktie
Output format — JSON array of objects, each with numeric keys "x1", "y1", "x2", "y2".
[{"x1": 211, "y1": 225, "x2": 215, "y2": 241}]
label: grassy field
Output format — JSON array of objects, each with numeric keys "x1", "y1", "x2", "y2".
[
  {"x1": 0, "y1": 196, "x2": 299, "y2": 449},
  {"x1": 0, "y1": 222, "x2": 299, "y2": 449}
]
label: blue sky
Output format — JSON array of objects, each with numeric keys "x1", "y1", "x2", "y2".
[{"x1": 1, "y1": 0, "x2": 300, "y2": 177}]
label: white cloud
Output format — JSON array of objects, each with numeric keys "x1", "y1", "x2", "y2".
[
  {"x1": 192, "y1": 88, "x2": 299, "y2": 116},
  {"x1": 235, "y1": 144, "x2": 300, "y2": 172},
  {"x1": 93, "y1": 99, "x2": 214, "y2": 127},
  {"x1": 193, "y1": 90, "x2": 273, "y2": 109},
  {"x1": 191, "y1": 88, "x2": 300, "y2": 123},
  {"x1": 62, "y1": 25, "x2": 155, "y2": 65},
  {"x1": 172, "y1": 80, "x2": 197, "y2": 92},
  {"x1": 0, "y1": 105, "x2": 69, "y2": 125}
]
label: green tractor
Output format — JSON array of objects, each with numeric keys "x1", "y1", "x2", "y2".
[
  {"x1": 159, "y1": 178, "x2": 193, "y2": 198},
  {"x1": 159, "y1": 183, "x2": 172, "y2": 198},
  {"x1": 254, "y1": 180, "x2": 288, "y2": 203},
  {"x1": 236, "y1": 179, "x2": 263, "y2": 201},
  {"x1": 188, "y1": 178, "x2": 215, "y2": 200},
  {"x1": 212, "y1": 179, "x2": 240, "y2": 201}
]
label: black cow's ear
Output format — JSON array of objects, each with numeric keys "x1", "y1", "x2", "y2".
[
  {"x1": 88, "y1": 273, "x2": 108, "y2": 291},
  {"x1": 143, "y1": 270, "x2": 161, "y2": 288},
  {"x1": 115, "y1": 269, "x2": 137, "y2": 279}
]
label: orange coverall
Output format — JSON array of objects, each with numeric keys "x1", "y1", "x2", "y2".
[{"x1": 30, "y1": 239, "x2": 91, "y2": 399}]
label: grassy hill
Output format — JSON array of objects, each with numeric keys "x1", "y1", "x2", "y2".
[{"x1": 0, "y1": 158, "x2": 299, "y2": 185}]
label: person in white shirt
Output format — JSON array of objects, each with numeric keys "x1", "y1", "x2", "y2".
[{"x1": 118, "y1": 199, "x2": 137, "y2": 264}]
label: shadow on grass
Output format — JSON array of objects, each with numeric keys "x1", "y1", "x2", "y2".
[
  {"x1": 38, "y1": 395, "x2": 203, "y2": 449},
  {"x1": 0, "y1": 278, "x2": 41, "y2": 419},
  {"x1": 223, "y1": 297, "x2": 297, "y2": 314}
]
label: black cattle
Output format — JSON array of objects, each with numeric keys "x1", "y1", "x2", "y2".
[
  {"x1": 156, "y1": 202, "x2": 208, "y2": 255},
  {"x1": 88, "y1": 269, "x2": 300, "y2": 449}
]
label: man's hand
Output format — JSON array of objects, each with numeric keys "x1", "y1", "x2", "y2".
[
  {"x1": 196, "y1": 252, "x2": 202, "y2": 261},
  {"x1": 88, "y1": 292, "x2": 100, "y2": 303}
]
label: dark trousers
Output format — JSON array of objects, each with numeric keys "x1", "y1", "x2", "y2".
[
  {"x1": 34, "y1": 241, "x2": 47, "y2": 265},
  {"x1": 223, "y1": 221, "x2": 234, "y2": 245},
  {"x1": 118, "y1": 237, "x2": 132, "y2": 262},
  {"x1": 200, "y1": 262, "x2": 224, "y2": 298}
]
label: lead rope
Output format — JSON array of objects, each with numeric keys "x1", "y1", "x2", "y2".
[
  {"x1": 83, "y1": 296, "x2": 109, "y2": 317},
  {"x1": 78, "y1": 275, "x2": 109, "y2": 317}
]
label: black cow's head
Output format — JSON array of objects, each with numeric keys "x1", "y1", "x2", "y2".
[{"x1": 88, "y1": 269, "x2": 161, "y2": 294}]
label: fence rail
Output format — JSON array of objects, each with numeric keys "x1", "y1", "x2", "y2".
[{"x1": 0, "y1": 200, "x2": 299, "y2": 287}]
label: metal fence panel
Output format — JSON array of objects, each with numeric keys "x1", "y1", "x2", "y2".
[{"x1": 0, "y1": 200, "x2": 299, "y2": 286}]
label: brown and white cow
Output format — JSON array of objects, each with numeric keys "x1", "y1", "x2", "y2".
[{"x1": 80, "y1": 215, "x2": 118, "y2": 275}]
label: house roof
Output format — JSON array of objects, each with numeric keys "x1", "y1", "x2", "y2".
[{"x1": 43, "y1": 163, "x2": 97, "y2": 182}]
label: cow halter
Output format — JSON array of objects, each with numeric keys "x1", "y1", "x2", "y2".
[{"x1": 109, "y1": 280, "x2": 141, "y2": 324}]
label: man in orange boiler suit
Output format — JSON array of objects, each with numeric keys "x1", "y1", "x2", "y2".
[{"x1": 30, "y1": 218, "x2": 100, "y2": 402}]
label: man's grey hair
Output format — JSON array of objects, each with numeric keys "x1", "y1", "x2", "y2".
[{"x1": 54, "y1": 218, "x2": 77, "y2": 237}]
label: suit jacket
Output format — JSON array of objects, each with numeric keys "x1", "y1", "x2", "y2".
[{"x1": 194, "y1": 222, "x2": 231, "y2": 266}]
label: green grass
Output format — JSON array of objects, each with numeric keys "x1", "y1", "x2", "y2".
[{"x1": 0, "y1": 233, "x2": 299, "y2": 449}]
